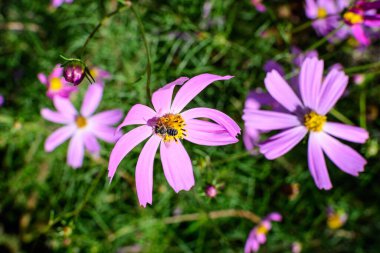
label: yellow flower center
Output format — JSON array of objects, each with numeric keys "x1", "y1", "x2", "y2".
[
  {"x1": 75, "y1": 116, "x2": 87, "y2": 128},
  {"x1": 343, "y1": 11, "x2": 364, "y2": 24},
  {"x1": 304, "y1": 111, "x2": 326, "y2": 132},
  {"x1": 256, "y1": 224, "x2": 269, "y2": 235},
  {"x1": 317, "y1": 8, "x2": 327, "y2": 19},
  {"x1": 154, "y1": 114, "x2": 186, "y2": 142},
  {"x1": 327, "y1": 214, "x2": 345, "y2": 230},
  {"x1": 90, "y1": 68, "x2": 98, "y2": 80},
  {"x1": 50, "y1": 77, "x2": 63, "y2": 92}
]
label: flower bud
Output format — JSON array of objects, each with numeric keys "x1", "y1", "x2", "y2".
[
  {"x1": 63, "y1": 60, "x2": 86, "y2": 86},
  {"x1": 205, "y1": 184, "x2": 218, "y2": 198}
]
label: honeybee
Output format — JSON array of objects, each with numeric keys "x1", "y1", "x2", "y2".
[{"x1": 154, "y1": 125, "x2": 178, "y2": 137}]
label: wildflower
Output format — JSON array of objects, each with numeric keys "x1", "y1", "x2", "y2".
[
  {"x1": 42, "y1": 83, "x2": 123, "y2": 168},
  {"x1": 243, "y1": 57, "x2": 368, "y2": 189},
  {"x1": 205, "y1": 184, "x2": 218, "y2": 198},
  {"x1": 89, "y1": 67, "x2": 111, "y2": 84},
  {"x1": 327, "y1": 206, "x2": 348, "y2": 229},
  {"x1": 52, "y1": 0, "x2": 73, "y2": 8},
  {"x1": 244, "y1": 212, "x2": 282, "y2": 253},
  {"x1": 38, "y1": 65, "x2": 77, "y2": 99},
  {"x1": 292, "y1": 242, "x2": 303, "y2": 253},
  {"x1": 108, "y1": 74, "x2": 240, "y2": 207},
  {"x1": 305, "y1": 0, "x2": 348, "y2": 36},
  {"x1": 251, "y1": 0, "x2": 266, "y2": 12},
  {"x1": 0, "y1": 95, "x2": 3, "y2": 107},
  {"x1": 343, "y1": 0, "x2": 380, "y2": 46}
]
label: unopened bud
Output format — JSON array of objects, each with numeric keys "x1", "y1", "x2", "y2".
[
  {"x1": 63, "y1": 60, "x2": 86, "y2": 86},
  {"x1": 205, "y1": 184, "x2": 218, "y2": 198}
]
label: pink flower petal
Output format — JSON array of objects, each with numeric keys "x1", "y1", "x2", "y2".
[
  {"x1": 80, "y1": 83, "x2": 103, "y2": 117},
  {"x1": 305, "y1": 0, "x2": 318, "y2": 18},
  {"x1": 83, "y1": 132, "x2": 100, "y2": 154},
  {"x1": 136, "y1": 135, "x2": 161, "y2": 207},
  {"x1": 91, "y1": 125, "x2": 121, "y2": 143},
  {"x1": 171, "y1": 74, "x2": 233, "y2": 113},
  {"x1": 90, "y1": 109, "x2": 123, "y2": 126},
  {"x1": 38, "y1": 73, "x2": 47, "y2": 85},
  {"x1": 181, "y1": 107, "x2": 240, "y2": 137},
  {"x1": 259, "y1": 126, "x2": 307, "y2": 159},
  {"x1": 266, "y1": 212, "x2": 282, "y2": 222},
  {"x1": 152, "y1": 77, "x2": 189, "y2": 114},
  {"x1": 299, "y1": 57, "x2": 324, "y2": 111},
  {"x1": 308, "y1": 132, "x2": 333, "y2": 190},
  {"x1": 51, "y1": 65, "x2": 63, "y2": 77},
  {"x1": 256, "y1": 233, "x2": 267, "y2": 244},
  {"x1": 318, "y1": 132, "x2": 367, "y2": 176},
  {"x1": 317, "y1": 68, "x2": 348, "y2": 115},
  {"x1": 243, "y1": 110, "x2": 301, "y2": 131},
  {"x1": 185, "y1": 119, "x2": 239, "y2": 146},
  {"x1": 364, "y1": 15, "x2": 380, "y2": 27},
  {"x1": 53, "y1": 97, "x2": 77, "y2": 119},
  {"x1": 160, "y1": 141, "x2": 194, "y2": 193},
  {"x1": 108, "y1": 125, "x2": 152, "y2": 180},
  {"x1": 264, "y1": 70, "x2": 303, "y2": 113},
  {"x1": 45, "y1": 125, "x2": 76, "y2": 152},
  {"x1": 41, "y1": 108, "x2": 72, "y2": 124},
  {"x1": 323, "y1": 122, "x2": 368, "y2": 144},
  {"x1": 351, "y1": 24, "x2": 370, "y2": 46},
  {"x1": 67, "y1": 132, "x2": 85, "y2": 169},
  {"x1": 243, "y1": 126, "x2": 260, "y2": 151},
  {"x1": 117, "y1": 104, "x2": 156, "y2": 132}
]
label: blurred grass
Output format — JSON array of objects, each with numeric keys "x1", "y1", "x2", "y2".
[{"x1": 1, "y1": 0, "x2": 380, "y2": 252}]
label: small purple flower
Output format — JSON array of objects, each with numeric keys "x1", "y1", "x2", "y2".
[
  {"x1": 243, "y1": 57, "x2": 368, "y2": 189},
  {"x1": 52, "y1": 0, "x2": 73, "y2": 8},
  {"x1": 205, "y1": 184, "x2": 218, "y2": 198},
  {"x1": 244, "y1": 212, "x2": 282, "y2": 253},
  {"x1": 291, "y1": 46, "x2": 319, "y2": 68},
  {"x1": 0, "y1": 95, "x2": 4, "y2": 107},
  {"x1": 42, "y1": 83, "x2": 123, "y2": 169},
  {"x1": 251, "y1": 0, "x2": 266, "y2": 12},
  {"x1": 38, "y1": 65, "x2": 77, "y2": 99},
  {"x1": 343, "y1": 0, "x2": 380, "y2": 46},
  {"x1": 108, "y1": 74, "x2": 240, "y2": 207}
]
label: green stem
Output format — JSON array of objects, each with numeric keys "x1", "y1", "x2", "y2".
[
  {"x1": 344, "y1": 61, "x2": 380, "y2": 75},
  {"x1": 359, "y1": 90, "x2": 367, "y2": 129},
  {"x1": 330, "y1": 108, "x2": 354, "y2": 125},
  {"x1": 307, "y1": 24, "x2": 343, "y2": 51},
  {"x1": 131, "y1": 5, "x2": 152, "y2": 105},
  {"x1": 292, "y1": 20, "x2": 312, "y2": 34},
  {"x1": 80, "y1": 4, "x2": 131, "y2": 58}
]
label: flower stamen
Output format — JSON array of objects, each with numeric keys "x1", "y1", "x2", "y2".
[
  {"x1": 304, "y1": 111, "x2": 326, "y2": 132},
  {"x1": 50, "y1": 77, "x2": 63, "y2": 92},
  {"x1": 154, "y1": 114, "x2": 186, "y2": 142},
  {"x1": 343, "y1": 11, "x2": 364, "y2": 24},
  {"x1": 76, "y1": 116, "x2": 87, "y2": 128},
  {"x1": 317, "y1": 8, "x2": 327, "y2": 19},
  {"x1": 256, "y1": 224, "x2": 269, "y2": 235}
]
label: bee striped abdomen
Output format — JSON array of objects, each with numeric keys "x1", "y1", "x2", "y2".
[{"x1": 166, "y1": 128, "x2": 178, "y2": 136}]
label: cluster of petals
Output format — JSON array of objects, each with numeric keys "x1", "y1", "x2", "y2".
[
  {"x1": 244, "y1": 212, "x2": 282, "y2": 253},
  {"x1": 38, "y1": 65, "x2": 77, "y2": 99},
  {"x1": 42, "y1": 83, "x2": 123, "y2": 168},
  {"x1": 243, "y1": 57, "x2": 368, "y2": 190},
  {"x1": 108, "y1": 74, "x2": 240, "y2": 207}
]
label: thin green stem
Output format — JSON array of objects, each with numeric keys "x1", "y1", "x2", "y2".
[
  {"x1": 131, "y1": 5, "x2": 152, "y2": 105},
  {"x1": 359, "y1": 90, "x2": 367, "y2": 129},
  {"x1": 307, "y1": 24, "x2": 343, "y2": 51},
  {"x1": 330, "y1": 108, "x2": 354, "y2": 125},
  {"x1": 292, "y1": 20, "x2": 313, "y2": 34},
  {"x1": 344, "y1": 61, "x2": 380, "y2": 75},
  {"x1": 80, "y1": 4, "x2": 131, "y2": 58}
]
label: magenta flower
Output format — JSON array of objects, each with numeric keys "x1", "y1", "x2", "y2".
[
  {"x1": 251, "y1": 0, "x2": 266, "y2": 12},
  {"x1": 244, "y1": 212, "x2": 282, "y2": 253},
  {"x1": 305, "y1": 0, "x2": 347, "y2": 36},
  {"x1": 0, "y1": 95, "x2": 3, "y2": 107},
  {"x1": 38, "y1": 65, "x2": 77, "y2": 99},
  {"x1": 42, "y1": 83, "x2": 123, "y2": 168},
  {"x1": 243, "y1": 57, "x2": 368, "y2": 189},
  {"x1": 52, "y1": 0, "x2": 73, "y2": 8},
  {"x1": 108, "y1": 74, "x2": 240, "y2": 207},
  {"x1": 343, "y1": 0, "x2": 380, "y2": 46}
]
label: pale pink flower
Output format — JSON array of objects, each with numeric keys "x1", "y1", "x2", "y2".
[
  {"x1": 42, "y1": 83, "x2": 123, "y2": 168},
  {"x1": 108, "y1": 74, "x2": 240, "y2": 207},
  {"x1": 52, "y1": 0, "x2": 73, "y2": 8},
  {"x1": 38, "y1": 65, "x2": 77, "y2": 99},
  {"x1": 243, "y1": 57, "x2": 368, "y2": 189},
  {"x1": 251, "y1": 0, "x2": 266, "y2": 12},
  {"x1": 244, "y1": 212, "x2": 282, "y2": 253}
]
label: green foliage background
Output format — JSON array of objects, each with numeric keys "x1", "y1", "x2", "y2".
[{"x1": 1, "y1": 0, "x2": 380, "y2": 252}]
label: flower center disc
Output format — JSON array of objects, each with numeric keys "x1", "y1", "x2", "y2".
[
  {"x1": 317, "y1": 8, "x2": 327, "y2": 19},
  {"x1": 304, "y1": 111, "x2": 326, "y2": 132},
  {"x1": 154, "y1": 114, "x2": 186, "y2": 142},
  {"x1": 256, "y1": 224, "x2": 269, "y2": 235},
  {"x1": 343, "y1": 11, "x2": 364, "y2": 24},
  {"x1": 50, "y1": 77, "x2": 63, "y2": 92},
  {"x1": 76, "y1": 116, "x2": 87, "y2": 128}
]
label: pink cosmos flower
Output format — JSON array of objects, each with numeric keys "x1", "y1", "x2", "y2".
[
  {"x1": 251, "y1": 0, "x2": 266, "y2": 12},
  {"x1": 38, "y1": 65, "x2": 77, "y2": 99},
  {"x1": 243, "y1": 57, "x2": 368, "y2": 189},
  {"x1": 42, "y1": 83, "x2": 123, "y2": 168},
  {"x1": 244, "y1": 212, "x2": 282, "y2": 253},
  {"x1": 343, "y1": 0, "x2": 380, "y2": 46},
  {"x1": 89, "y1": 67, "x2": 111, "y2": 84},
  {"x1": 305, "y1": 0, "x2": 348, "y2": 36},
  {"x1": 52, "y1": 0, "x2": 73, "y2": 8},
  {"x1": 108, "y1": 74, "x2": 240, "y2": 207}
]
